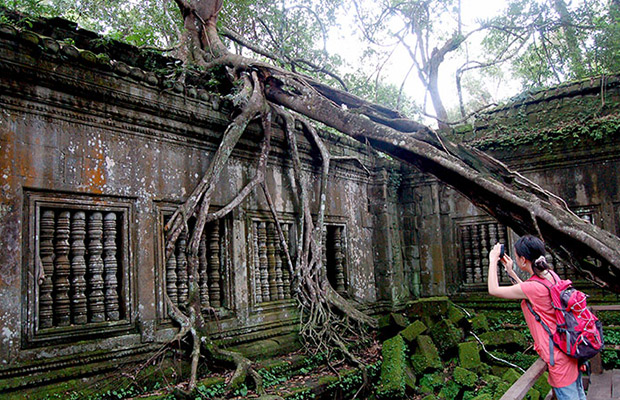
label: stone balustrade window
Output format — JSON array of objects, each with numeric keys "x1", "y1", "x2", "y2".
[
  {"x1": 162, "y1": 215, "x2": 230, "y2": 314},
  {"x1": 249, "y1": 219, "x2": 348, "y2": 305},
  {"x1": 25, "y1": 193, "x2": 133, "y2": 347},
  {"x1": 250, "y1": 219, "x2": 294, "y2": 304},
  {"x1": 458, "y1": 220, "x2": 509, "y2": 286}
]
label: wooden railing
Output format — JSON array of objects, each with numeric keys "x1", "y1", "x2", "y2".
[{"x1": 499, "y1": 358, "x2": 552, "y2": 400}]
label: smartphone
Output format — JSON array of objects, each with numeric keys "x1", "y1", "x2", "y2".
[{"x1": 499, "y1": 244, "x2": 505, "y2": 258}]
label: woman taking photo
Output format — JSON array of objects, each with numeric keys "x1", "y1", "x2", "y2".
[{"x1": 488, "y1": 235, "x2": 586, "y2": 400}]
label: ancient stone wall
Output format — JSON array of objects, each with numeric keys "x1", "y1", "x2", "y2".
[
  {"x1": 404, "y1": 74, "x2": 620, "y2": 294},
  {"x1": 0, "y1": 19, "x2": 401, "y2": 389}
]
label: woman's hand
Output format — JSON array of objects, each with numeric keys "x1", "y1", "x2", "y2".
[{"x1": 489, "y1": 243, "x2": 502, "y2": 265}]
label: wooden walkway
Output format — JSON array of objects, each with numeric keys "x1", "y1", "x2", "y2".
[{"x1": 587, "y1": 370, "x2": 620, "y2": 399}]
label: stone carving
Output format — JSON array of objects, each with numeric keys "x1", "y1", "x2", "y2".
[
  {"x1": 333, "y1": 226, "x2": 346, "y2": 296},
  {"x1": 281, "y1": 224, "x2": 291, "y2": 300},
  {"x1": 253, "y1": 222, "x2": 263, "y2": 303},
  {"x1": 70, "y1": 211, "x2": 88, "y2": 325},
  {"x1": 177, "y1": 229, "x2": 189, "y2": 305},
  {"x1": 258, "y1": 222, "x2": 269, "y2": 302},
  {"x1": 267, "y1": 222, "x2": 278, "y2": 300},
  {"x1": 54, "y1": 211, "x2": 71, "y2": 327},
  {"x1": 165, "y1": 243, "x2": 178, "y2": 306},
  {"x1": 103, "y1": 212, "x2": 120, "y2": 321},
  {"x1": 460, "y1": 221, "x2": 509, "y2": 285},
  {"x1": 198, "y1": 231, "x2": 210, "y2": 309},
  {"x1": 88, "y1": 212, "x2": 105, "y2": 323},
  {"x1": 207, "y1": 221, "x2": 221, "y2": 308},
  {"x1": 39, "y1": 210, "x2": 55, "y2": 329}
]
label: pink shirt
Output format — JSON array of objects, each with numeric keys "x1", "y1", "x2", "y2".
[{"x1": 520, "y1": 276, "x2": 579, "y2": 388}]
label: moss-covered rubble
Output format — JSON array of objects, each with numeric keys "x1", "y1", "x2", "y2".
[{"x1": 375, "y1": 296, "x2": 550, "y2": 399}]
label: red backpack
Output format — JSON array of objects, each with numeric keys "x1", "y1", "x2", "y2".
[{"x1": 526, "y1": 270, "x2": 604, "y2": 366}]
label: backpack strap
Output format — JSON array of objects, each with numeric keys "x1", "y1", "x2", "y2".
[{"x1": 526, "y1": 300, "x2": 556, "y2": 366}]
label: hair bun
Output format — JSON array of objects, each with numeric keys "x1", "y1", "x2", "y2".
[{"x1": 534, "y1": 255, "x2": 547, "y2": 267}]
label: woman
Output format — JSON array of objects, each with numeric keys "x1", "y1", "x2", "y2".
[{"x1": 487, "y1": 235, "x2": 586, "y2": 400}]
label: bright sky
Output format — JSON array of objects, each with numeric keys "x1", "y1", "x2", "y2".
[{"x1": 326, "y1": 0, "x2": 520, "y2": 122}]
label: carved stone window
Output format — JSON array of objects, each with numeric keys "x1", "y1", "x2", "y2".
[
  {"x1": 458, "y1": 219, "x2": 509, "y2": 286},
  {"x1": 160, "y1": 212, "x2": 231, "y2": 317},
  {"x1": 248, "y1": 218, "x2": 348, "y2": 305},
  {"x1": 24, "y1": 192, "x2": 134, "y2": 347},
  {"x1": 249, "y1": 219, "x2": 295, "y2": 305}
]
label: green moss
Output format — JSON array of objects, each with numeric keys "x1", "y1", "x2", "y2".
[
  {"x1": 400, "y1": 320, "x2": 427, "y2": 343},
  {"x1": 413, "y1": 335, "x2": 442, "y2": 373},
  {"x1": 448, "y1": 304, "x2": 468, "y2": 327},
  {"x1": 526, "y1": 388, "x2": 541, "y2": 400},
  {"x1": 454, "y1": 366, "x2": 478, "y2": 387},
  {"x1": 470, "y1": 314, "x2": 490, "y2": 333},
  {"x1": 430, "y1": 319, "x2": 462, "y2": 355},
  {"x1": 422, "y1": 395, "x2": 439, "y2": 400},
  {"x1": 458, "y1": 341, "x2": 481, "y2": 369},
  {"x1": 501, "y1": 368, "x2": 521, "y2": 385},
  {"x1": 494, "y1": 381, "x2": 511, "y2": 399},
  {"x1": 376, "y1": 334, "x2": 407, "y2": 399},
  {"x1": 533, "y1": 372, "x2": 551, "y2": 398},
  {"x1": 471, "y1": 394, "x2": 493, "y2": 400},
  {"x1": 438, "y1": 380, "x2": 461, "y2": 399},
  {"x1": 478, "y1": 330, "x2": 528, "y2": 350}
]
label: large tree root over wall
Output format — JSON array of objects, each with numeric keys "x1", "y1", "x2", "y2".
[{"x1": 156, "y1": 0, "x2": 620, "y2": 395}]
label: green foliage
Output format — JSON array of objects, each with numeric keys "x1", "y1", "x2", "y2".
[
  {"x1": 454, "y1": 366, "x2": 478, "y2": 387},
  {"x1": 599, "y1": 311, "x2": 620, "y2": 327},
  {"x1": 482, "y1": 0, "x2": 620, "y2": 90}
]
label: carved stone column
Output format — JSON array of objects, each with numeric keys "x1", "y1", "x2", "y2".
[
  {"x1": 54, "y1": 211, "x2": 71, "y2": 327},
  {"x1": 70, "y1": 211, "x2": 87, "y2": 325},
  {"x1": 39, "y1": 210, "x2": 55, "y2": 329},
  {"x1": 103, "y1": 212, "x2": 120, "y2": 321},
  {"x1": 207, "y1": 221, "x2": 221, "y2": 308},
  {"x1": 88, "y1": 212, "x2": 105, "y2": 323}
]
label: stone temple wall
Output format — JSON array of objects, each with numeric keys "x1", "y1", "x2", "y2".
[
  {"x1": 1, "y1": 11, "x2": 619, "y2": 391},
  {"x1": 0, "y1": 18, "x2": 411, "y2": 389},
  {"x1": 399, "y1": 74, "x2": 620, "y2": 295}
]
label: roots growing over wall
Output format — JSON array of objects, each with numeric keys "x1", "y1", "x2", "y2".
[{"x1": 158, "y1": 0, "x2": 620, "y2": 395}]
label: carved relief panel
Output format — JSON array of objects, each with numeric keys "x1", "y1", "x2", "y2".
[{"x1": 24, "y1": 192, "x2": 134, "y2": 347}]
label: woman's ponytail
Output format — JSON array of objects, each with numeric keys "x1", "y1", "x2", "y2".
[{"x1": 533, "y1": 255, "x2": 549, "y2": 273}]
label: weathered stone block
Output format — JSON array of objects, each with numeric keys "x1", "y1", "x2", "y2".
[
  {"x1": 377, "y1": 334, "x2": 407, "y2": 399},
  {"x1": 400, "y1": 320, "x2": 427, "y2": 343},
  {"x1": 430, "y1": 319, "x2": 462, "y2": 355},
  {"x1": 411, "y1": 335, "x2": 442, "y2": 374},
  {"x1": 470, "y1": 314, "x2": 489, "y2": 333},
  {"x1": 526, "y1": 387, "x2": 541, "y2": 400},
  {"x1": 533, "y1": 372, "x2": 551, "y2": 398},
  {"x1": 448, "y1": 304, "x2": 469, "y2": 328},
  {"x1": 454, "y1": 366, "x2": 477, "y2": 387},
  {"x1": 478, "y1": 330, "x2": 527, "y2": 351},
  {"x1": 406, "y1": 296, "x2": 449, "y2": 321},
  {"x1": 458, "y1": 341, "x2": 481, "y2": 369},
  {"x1": 501, "y1": 368, "x2": 521, "y2": 385}
]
